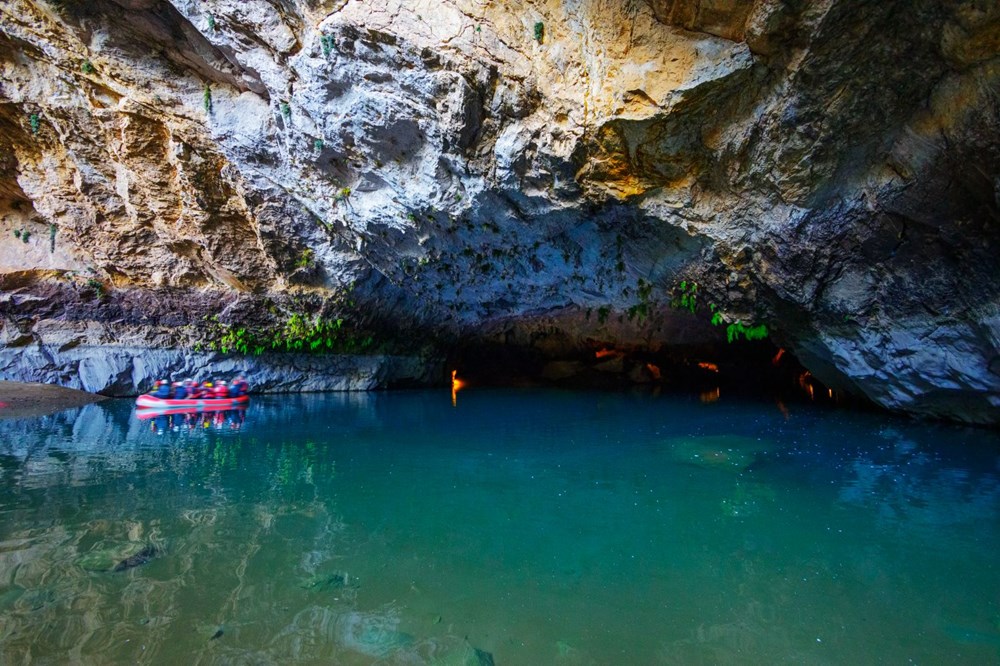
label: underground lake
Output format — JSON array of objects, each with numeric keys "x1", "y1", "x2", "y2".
[{"x1": 1, "y1": 389, "x2": 998, "y2": 664}]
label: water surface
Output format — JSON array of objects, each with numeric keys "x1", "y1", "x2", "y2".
[{"x1": 1, "y1": 389, "x2": 999, "y2": 664}]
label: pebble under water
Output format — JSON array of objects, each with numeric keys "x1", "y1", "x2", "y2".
[{"x1": 1, "y1": 389, "x2": 999, "y2": 664}]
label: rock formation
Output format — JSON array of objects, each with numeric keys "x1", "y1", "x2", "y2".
[{"x1": 0, "y1": 0, "x2": 997, "y2": 422}]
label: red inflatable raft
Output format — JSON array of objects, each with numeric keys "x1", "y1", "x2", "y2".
[
  {"x1": 134, "y1": 403, "x2": 246, "y2": 419},
  {"x1": 135, "y1": 394, "x2": 250, "y2": 409}
]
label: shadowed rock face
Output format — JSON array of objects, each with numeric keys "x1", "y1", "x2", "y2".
[{"x1": 0, "y1": 0, "x2": 997, "y2": 422}]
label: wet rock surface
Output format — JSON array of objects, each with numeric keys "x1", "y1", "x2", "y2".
[
  {"x1": 0, "y1": 0, "x2": 998, "y2": 421},
  {"x1": 0, "y1": 342, "x2": 440, "y2": 396}
]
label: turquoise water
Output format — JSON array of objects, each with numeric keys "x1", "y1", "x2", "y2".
[{"x1": 1, "y1": 389, "x2": 999, "y2": 664}]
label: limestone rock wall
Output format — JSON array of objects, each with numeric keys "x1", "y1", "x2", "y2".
[{"x1": 0, "y1": 0, "x2": 998, "y2": 422}]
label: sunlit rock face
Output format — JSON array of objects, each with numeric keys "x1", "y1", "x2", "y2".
[{"x1": 0, "y1": 0, "x2": 997, "y2": 422}]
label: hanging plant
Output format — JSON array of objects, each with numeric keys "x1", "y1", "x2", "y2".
[
  {"x1": 533, "y1": 22, "x2": 544, "y2": 43},
  {"x1": 320, "y1": 34, "x2": 335, "y2": 56}
]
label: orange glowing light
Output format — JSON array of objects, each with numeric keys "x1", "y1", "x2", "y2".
[
  {"x1": 775, "y1": 399, "x2": 790, "y2": 420},
  {"x1": 828, "y1": 388, "x2": 833, "y2": 399},
  {"x1": 645, "y1": 363, "x2": 661, "y2": 380},
  {"x1": 450, "y1": 370, "x2": 465, "y2": 407},
  {"x1": 772, "y1": 348, "x2": 786, "y2": 365},
  {"x1": 697, "y1": 362, "x2": 719, "y2": 373},
  {"x1": 798, "y1": 371, "x2": 815, "y2": 400},
  {"x1": 700, "y1": 387, "x2": 720, "y2": 403},
  {"x1": 798, "y1": 371, "x2": 812, "y2": 391},
  {"x1": 595, "y1": 348, "x2": 620, "y2": 359}
]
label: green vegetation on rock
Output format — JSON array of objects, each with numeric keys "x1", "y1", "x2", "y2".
[
  {"x1": 709, "y1": 303, "x2": 724, "y2": 326},
  {"x1": 726, "y1": 321, "x2": 769, "y2": 343},
  {"x1": 672, "y1": 280, "x2": 698, "y2": 313},
  {"x1": 295, "y1": 248, "x2": 314, "y2": 269},
  {"x1": 86, "y1": 278, "x2": 105, "y2": 299},
  {"x1": 320, "y1": 34, "x2": 335, "y2": 56},
  {"x1": 626, "y1": 277, "x2": 654, "y2": 322},
  {"x1": 199, "y1": 312, "x2": 375, "y2": 356},
  {"x1": 673, "y1": 281, "x2": 769, "y2": 343}
]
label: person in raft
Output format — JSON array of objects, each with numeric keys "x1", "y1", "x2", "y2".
[
  {"x1": 230, "y1": 376, "x2": 249, "y2": 397},
  {"x1": 190, "y1": 380, "x2": 208, "y2": 398},
  {"x1": 173, "y1": 381, "x2": 189, "y2": 400},
  {"x1": 153, "y1": 380, "x2": 172, "y2": 399},
  {"x1": 212, "y1": 380, "x2": 231, "y2": 399}
]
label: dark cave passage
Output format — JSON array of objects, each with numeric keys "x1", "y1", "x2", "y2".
[{"x1": 445, "y1": 337, "x2": 863, "y2": 410}]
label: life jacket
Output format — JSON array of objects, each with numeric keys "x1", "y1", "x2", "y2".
[
  {"x1": 173, "y1": 385, "x2": 188, "y2": 399},
  {"x1": 154, "y1": 383, "x2": 172, "y2": 398},
  {"x1": 213, "y1": 384, "x2": 230, "y2": 398}
]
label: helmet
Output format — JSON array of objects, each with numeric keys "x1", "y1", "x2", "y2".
[{"x1": 218, "y1": 380, "x2": 227, "y2": 385}]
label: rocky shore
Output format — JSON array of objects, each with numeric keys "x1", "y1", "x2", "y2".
[{"x1": 0, "y1": 381, "x2": 106, "y2": 418}]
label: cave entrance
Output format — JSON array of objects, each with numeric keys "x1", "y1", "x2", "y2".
[{"x1": 446, "y1": 336, "x2": 846, "y2": 409}]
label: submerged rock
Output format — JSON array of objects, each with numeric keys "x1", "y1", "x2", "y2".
[
  {"x1": 554, "y1": 639, "x2": 596, "y2": 665},
  {"x1": 77, "y1": 548, "x2": 125, "y2": 573},
  {"x1": 429, "y1": 642, "x2": 496, "y2": 666},
  {"x1": 194, "y1": 621, "x2": 227, "y2": 642},
  {"x1": 336, "y1": 610, "x2": 415, "y2": 659},
  {"x1": 720, "y1": 482, "x2": 777, "y2": 518},
  {"x1": 667, "y1": 435, "x2": 777, "y2": 471},
  {"x1": 300, "y1": 571, "x2": 356, "y2": 592},
  {"x1": 0, "y1": 586, "x2": 25, "y2": 611},
  {"x1": 112, "y1": 544, "x2": 161, "y2": 572},
  {"x1": 78, "y1": 542, "x2": 158, "y2": 573}
]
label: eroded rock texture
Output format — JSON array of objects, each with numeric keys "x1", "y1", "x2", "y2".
[{"x1": 0, "y1": 0, "x2": 998, "y2": 421}]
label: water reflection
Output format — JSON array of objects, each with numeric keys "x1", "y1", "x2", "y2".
[
  {"x1": 0, "y1": 391, "x2": 997, "y2": 664},
  {"x1": 138, "y1": 407, "x2": 248, "y2": 435}
]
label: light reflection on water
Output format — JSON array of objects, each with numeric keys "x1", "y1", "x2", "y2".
[{"x1": 0, "y1": 389, "x2": 999, "y2": 664}]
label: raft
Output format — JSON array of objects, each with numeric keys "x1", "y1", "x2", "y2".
[
  {"x1": 134, "y1": 402, "x2": 245, "y2": 419},
  {"x1": 135, "y1": 394, "x2": 250, "y2": 409}
]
